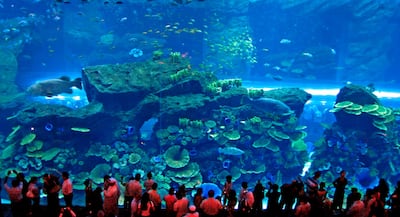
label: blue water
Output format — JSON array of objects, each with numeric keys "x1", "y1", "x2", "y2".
[{"x1": 1, "y1": 0, "x2": 400, "y2": 208}]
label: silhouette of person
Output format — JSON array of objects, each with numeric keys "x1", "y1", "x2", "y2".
[{"x1": 332, "y1": 170, "x2": 348, "y2": 211}]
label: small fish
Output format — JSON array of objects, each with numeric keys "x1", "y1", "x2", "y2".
[
  {"x1": 27, "y1": 76, "x2": 82, "y2": 97},
  {"x1": 218, "y1": 147, "x2": 245, "y2": 156},
  {"x1": 71, "y1": 127, "x2": 90, "y2": 133},
  {"x1": 272, "y1": 66, "x2": 281, "y2": 71},
  {"x1": 279, "y1": 38, "x2": 291, "y2": 44},
  {"x1": 301, "y1": 52, "x2": 313, "y2": 57},
  {"x1": 120, "y1": 17, "x2": 128, "y2": 22}
]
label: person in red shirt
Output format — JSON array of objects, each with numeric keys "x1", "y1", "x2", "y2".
[
  {"x1": 183, "y1": 205, "x2": 199, "y2": 217},
  {"x1": 164, "y1": 187, "x2": 177, "y2": 217},
  {"x1": 61, "y1": 172, "x2": 73, "y2": 208},
  {"x1": 200, "y1": 190, "x2": 223, "y2": 217},
  {"x1": 4, "y1": 170, "x2": 24, "y2": 217},
  {"x1": 148, "y1": 183, "x2": 161, "y2": 216}
]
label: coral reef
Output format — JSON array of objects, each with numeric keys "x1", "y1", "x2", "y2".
[{"x1": 1, "y1": 57, "x2": 312, "y2": 197}]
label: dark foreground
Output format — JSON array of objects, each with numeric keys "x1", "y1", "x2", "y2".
[{"x1": 0, "y1": 204, "x2": 375, "y2": 217}]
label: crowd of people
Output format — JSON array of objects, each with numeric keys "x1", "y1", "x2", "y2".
[{"x1": 1, "y1": 169, "x2": 400, "y2": 217}]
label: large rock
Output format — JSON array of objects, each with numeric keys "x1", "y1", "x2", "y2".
[
  {"x1": 81, "y1": 59, "x2": 208, "y2": 110},
  {"x1": 10, "y1": 102, "x2": 119, "y2": 144},
  {"x1": 334, "y1": 84, "x2": 380, "y2": 133}
]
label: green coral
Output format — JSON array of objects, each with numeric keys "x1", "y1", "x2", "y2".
[
  {"x1": 344, "y1": 109, "x2": 362, "y2": 115},
  {"x1": 206, "y1": 78, "x2": 242, "y2": 94},
  {"x1": 167, "y1": 125, "x2": 180, "y2": 134},
  {"x1": 334, "y1": 101, "x2": 354, "y2": 108},
  {"x1": 169, "y1": 51, "x2": 181, "y2": 63},
  {"x1": 329, "y1": 107, "x2": 342, "y2": 113},
  {"x1": 189, "y1": 120, "x2": 203, "y2": 128},
  {"x1": 373, "y1": 120, "x2": 388, "y2": 131},
  {"x1": 20, "y1": 133, "x2": 36, "y2": 146},
  {"x1": 252, "y1": 136, "x2": 271, "y2": 148},
  {"x1": 249, "y1": 116, "x2": 261, "y2": 125},
  {"x1": 361, "y1": 104, "x2": 379, "y2": 113},
  {"x1": 170, "y1": 68, "x2": 191, "y2": 83},
  {"x1": 156, "y1": 129, "x2": 170, "y2": 139},
  {"x1": 291, "y1": 139, "x2": 307, "y2": 151},
  {"x1": 346, "y1": 104, "x2": 363, "y2": 111},
  {"x1": 187, "y1": 127, "x2": 203, "y2": 139},
  {"x1": 152, "y1": 49, "x2": 164, "y2": 60},
  {"x1": 204, "y1": 120, "x2": 217, "y2": 129},
  {"x1": 267, "y1": 128, "x2": 290, "y2": 141},
  {"x1": 273, "y1": 130, "x2": 290, "y2": 140},
  {"x1": 179, "y1": 118, "x2": 190, "y2": 127},
  {"x1": 248, "y1": 88, "x2": 264, "y2": 99},
  {"x1": 6, "y1": 125, "x2": 21, "y2": 142},
  {"x1": 27, "y1": 140, "x2": 43, "y2": 152},
  {"x1": 260, "y1": 120, "x2": 272, "y2": 129},
  {"x1": 222, "y1": 130, "x2": 241, "y2": 141}
]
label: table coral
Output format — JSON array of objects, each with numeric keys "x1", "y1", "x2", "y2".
[{"x1": 163, "y1": 145, "x2": 190, "y2": 169}]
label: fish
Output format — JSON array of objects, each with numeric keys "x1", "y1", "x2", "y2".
[
  {"x1": 27, "y1": 76, "x2": 82, "y2": 97},
  {"x1": 140, "y1": 117, "x2": 158, "y2": 141},
  {"x1": 301, "y1": 52, "x2": 313, "y2": 57},
  {"x1": 279, "y1": 38, "x2": 291, "y2": 44},
  {"x1": 249, "y1": 97, "x2": 292, "y2": 115},
  {"x1": 218, "y1": 147, "x2": 245, "y2": 156},
  {"x1": 272, "y1": 75, "x2": 283, "y2": 81},
  {"x1": 71, "y1": 127, "x2": 90, "y2": 133}
]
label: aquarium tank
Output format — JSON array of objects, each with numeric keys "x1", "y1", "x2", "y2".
[{"x1": 1, "y1": 0, "x2": 400, "y2": 208}]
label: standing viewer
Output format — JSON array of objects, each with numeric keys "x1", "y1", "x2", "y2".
[
  {"x1": 130, "y1": 194, "x2": 141, "y2": 217},
  {"x1": 226, "y1": 189, "x2": 237, "y2": 217},
  {"x1": 0, "y1": 177, "x2": 3, "y2": 217},
  {"x1": 222, "y1": 175, "x2": 233, "y2": 207},
  {"x1": 43, "y1": 173, "x2": 61, "y2": 217},
  {"x1": 239, "y1": 182, "x2": 254, "y2": 216},
  {"x1": 183, "y1": 205, "x2": 199, "y2": 217},
  {"x1": 200, "y1": 190, "x2": 223, "y2": 217},
  {"x1": 266, "y1": 183, "x2": 281, "y2": 217},
  {"x1": 164, "y1": 187, "x2": 177, "y2": 217},
  {"x1": 84, "y1": 178, "x2": 93, "y2": 216},
  {"x1": 103, "y1": 175, "x2": 121, "y2": 217},
  {"x1": 62, "y1": 172, "x2": 73, "y2": 208},
  {"x1": 15, "y1": 172, "x2": 29, "y2": 216},
  {"x1": 148, "y1": 183, "x2": 161, "y2": 216},
  {"x1": 144, "y1": 172, "x2": 155, "y2": 192},
  {"x1": 346, "y1": 192, "x2": 364, "y2": 217},
  {"x1": 3, "y1": 170, "x2": 24, "y2": 217},
  {"x1": 306, "y1": 171, "x2": 321, "y2": 197},
  {"x1": 253, "y1": 180, "x2": 265, "y2": 214},
  {"x1": 193, "y1": 188, "x2": 204, "y2": 211},
  {"x1": 136, "y1": 192, "x2": 155, "y2": 217},
  {"x1": 128, "y1": 174, "x2": 143, "y2": 201},
  {"x1": 26, "y1": 176, "x2": 41, "y2": 217},
  {"x1": 332, "y1": 170, "x2": 348, "y2": 212},
  {"x1": 173, "y1": 190, "x2": 189, "y2": 217}
]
